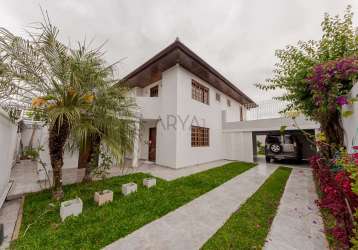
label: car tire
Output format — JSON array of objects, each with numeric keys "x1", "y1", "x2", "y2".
[
  {"x1": 270, "y1": 143, "x2": 282, "y2": 154},
  {"x1": 265, "y1": 156, "x2": 271, "y2": 163}
]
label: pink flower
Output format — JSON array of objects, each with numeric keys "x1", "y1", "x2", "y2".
[{"x1": 336, "y1": 96, "x2": 348, "y2": 106}]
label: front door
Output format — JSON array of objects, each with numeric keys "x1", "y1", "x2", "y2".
[{"x1": 148, "y1": 127, "x2": 157, "y2": 162}]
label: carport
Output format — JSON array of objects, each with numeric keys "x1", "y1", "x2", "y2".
[
  {"x1": 252, "y1": 129, "x2": 317, "y2": 163},
  {"x1": 222, "y1": 112, "x2": 320, "y2": 163}
]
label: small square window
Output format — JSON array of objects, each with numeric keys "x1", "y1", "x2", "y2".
[
  {"x1": 227, "y1": 99, "x2": 231, "y2": 107},
  {"x1": 150, "y1": 86, "x2": 159, "y2": 97},
  {"x1": 216, "y1": 93, "x2": 221, "y2": 102}
]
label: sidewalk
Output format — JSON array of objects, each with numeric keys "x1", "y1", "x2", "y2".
[{"x1": 264, "y1": 168, "x2": 329, "y2": 250}]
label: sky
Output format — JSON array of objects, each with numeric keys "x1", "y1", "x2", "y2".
[{"x1": 0, "y1": 0, "x2": 357, "y2": 103}]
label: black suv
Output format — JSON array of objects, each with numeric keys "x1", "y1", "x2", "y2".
[{"x1": 265, "y1": 134, "x2": 301, "y2": 162}]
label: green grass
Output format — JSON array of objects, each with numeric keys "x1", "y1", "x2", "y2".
[
  {"x1": 12, "y1": 161, "x2": 254, "y2": 250},
  {"x1": 201, "y1": 167, "x2": 292, "y2": 250}
]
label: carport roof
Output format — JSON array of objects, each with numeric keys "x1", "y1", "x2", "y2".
[{"x1": 121, "y1": 39, "x2": 257, "y2": 107}]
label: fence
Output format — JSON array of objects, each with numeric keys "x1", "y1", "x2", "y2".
[
  {"x1": 21, "y1": 121, "x2": 79, "y2": 170},
  {"x1": 246, "y1": 100, "x2": 289, "y2": 120},
  {"x1": 0, "y1": 108, "x2": 20, "y2": 207}
]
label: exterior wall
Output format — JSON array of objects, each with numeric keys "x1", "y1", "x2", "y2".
[
  {"x1": 223, "y1": 131, "x2": 254, "y2": 163},
  {"x1": 0, "y1": 108, "x2": 19, "y2": 206},
  {"x1": 22, "y1": 123, "x2": 79, "y2": 169},
  {"x1": 175, "y1": 66, "x2": 238, "y2": 168},
  {"x1": 155, "y1": 66, "x2": 178, "y2": 167},
  {"x1": 343, "y1": 83, "x2": 358, "y2": 152},
  {"x1": 133, "y1": 64, "x2": 246, "y2": 168}
]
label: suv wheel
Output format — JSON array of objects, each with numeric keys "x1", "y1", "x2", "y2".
[{"x1": 270, "y1": 143, "x2": 282, "y2": 154}]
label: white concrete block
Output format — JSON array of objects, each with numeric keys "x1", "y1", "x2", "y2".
[
  {"x1": 122, "y1": 182, "x2": 137, "y2": 196},
  {"x1": 94, "y1": 190, "x2": 113, "y2": 206},
  {"x1": 60, "y1": 198, "x2": 83, "y2": 221},
  {"x1": 143, "y1": 178, "x2": 156, "y2": 188}
]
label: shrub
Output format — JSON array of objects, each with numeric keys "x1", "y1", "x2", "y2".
[{"x1": 311, "y1": 152, "x2": 358, "y2": 249}]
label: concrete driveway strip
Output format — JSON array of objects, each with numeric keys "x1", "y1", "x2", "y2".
[
  {"x1": 264, "y1": 168, "x2": 329, "y2": 250},
  {"x1": 104, "y1": 164, "x2": 277, "y2": 250}
]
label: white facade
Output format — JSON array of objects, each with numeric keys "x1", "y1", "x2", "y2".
[
  {"x1": 133, "y1": 64, "x2": 248, "y2": 169},
  {"x1": 343, "y1": 83, "x2": 358, "y2": 151},
  {"x1": 0, "y1": 108, "x2": 20, "y2": 207}
]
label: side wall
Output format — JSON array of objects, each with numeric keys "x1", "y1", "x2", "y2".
[
  {"x1": 343, "y1": 83, "x2": 358, "y2": 152},
  {"x1": 21, "y1": 124, "x2": 79, "y2": 169},
  {"x1": 0, "y1": 108, "x2": 19, "y2": 205},
  {"x1": 223, "y1": 131, "x2": 254, "y2": 163}
]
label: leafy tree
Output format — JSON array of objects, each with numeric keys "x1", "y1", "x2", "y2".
[
  {"x1": 0, "y1": 14, "x2": 136, "y2": 199},
  {"x1": 257, "y1": 6, "x2": 358, "y2": 156}
]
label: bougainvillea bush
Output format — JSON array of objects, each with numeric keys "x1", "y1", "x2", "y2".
[
  {"x1": 311, "y1": 149, "x2": 358, "y2": 249},
  {"x1": 257, "y1": 6, "x2": 358, "y2": 155}
]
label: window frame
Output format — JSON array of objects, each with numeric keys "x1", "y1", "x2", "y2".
[
  {"x1": 150, "y1": 85, "x2": 159, "y2": 97},
  {"x1": 191, "y1": 126, "x2": 210, "y2": 147},
  {"x1": 192, "y1": 80, "x2": 209, "y2": 105},
  {"x1": 215, "y1": 93, "x2": 221, "y2": 102}
]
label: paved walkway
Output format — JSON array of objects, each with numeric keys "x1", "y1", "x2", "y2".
[
  {"x1": 0, "y1": 199, "x2": 22, "y2": 249},
  {"x1": 264, "y1": 168, "x2": 329, "y2": 250},
  {"x1": 104, "y1": 165, "x2": 277, "y2": 250}
]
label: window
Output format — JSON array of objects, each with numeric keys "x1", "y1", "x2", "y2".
[
  {"x1": 192, "y1": 80, "x2": 209, "y2": 104},
  {"x1": 150, "y1": 85, "x2": 159, "y2": 97},
  {"x1": 191, "y1": 126, "x2": 209, "y2": 147},
  {"x1": 240, "y1": 106, "x2": 243, "y2": 121},
  {"x1": 216, "y1": 93, "x2": 221, "y2": 102},
  {"x1": 227, "y1": 99, "x2": 231, "y2": 107}
]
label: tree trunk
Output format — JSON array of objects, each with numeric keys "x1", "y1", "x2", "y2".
[
  {"x1": 82, "y1": 135, "x2": 101, "y2": 182},
  {"x1": 320, "y1": 110, "x2": 345, "y2": 158},
  {"x1": 78, "y1": 143, "x2": 92, "y2": 169},
  {"x1": 48, "y1": 118, "x2": 70, "y2": 200}
]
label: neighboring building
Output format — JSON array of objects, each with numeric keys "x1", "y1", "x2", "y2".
[{"x1": 125, "y1": 39, "x2": 256, "y2": 169}]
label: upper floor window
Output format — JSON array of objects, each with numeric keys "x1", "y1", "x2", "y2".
[
  {"x1": 150, "y1": 85, "x2": 159, "y2": 97},
  {"x1": 191, "y1": 126, "x2": 209, "y2": 147},
  {"x1": 227, "y1": 99, "x2": 231, "y2": 107},
  {"x1": 216, "y1": 93, "x2": 221, "y2": 102},
  {"x1": 192, "y1": 80, "x2": 209, "y2": 105},
  {"x1": 240, "y1": 106, "x2": 243, "y2": 121}
]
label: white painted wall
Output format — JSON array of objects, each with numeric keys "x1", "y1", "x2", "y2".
[
  {"x1": 343, "y1": 83, "x2": 358, "y2": 152},
  {"x1": 22, "y1": 123, "x2": 79, "y2": 169},
  {"x1": 223, "y1": 131, "x2": 254, "y2": 162},
  {"x1": 155, "y1": 66, "x2": 178, "y2": 167},
  {"x1": 134, "y1": 64, "x2": 247, "y2": 168},
  {"x1": 0, "y1": 108, "x2": 19, "y2": 204}
]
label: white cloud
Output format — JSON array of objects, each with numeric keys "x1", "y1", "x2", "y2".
[{"x1": 0, "y1": 0, "x2": 357, "y2": 102}]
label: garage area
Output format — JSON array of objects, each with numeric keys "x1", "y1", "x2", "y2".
[{"x1": 252, "y1": 129, "x2": 317, "y2": 165}]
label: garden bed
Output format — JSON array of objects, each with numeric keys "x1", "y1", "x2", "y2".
[{"x1": 11, "y1": 162, "x2": 254, "y2": 249}]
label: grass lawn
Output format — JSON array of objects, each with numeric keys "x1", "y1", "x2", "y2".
[
  {"x1": 201, "y1": 167, "x2": 292, "y2": 250},
  {"x1": 11, "y1": 161, "x2": 254, "y2": 250}
]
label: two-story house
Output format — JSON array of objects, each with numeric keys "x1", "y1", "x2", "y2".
[{"x1": 126, "y1": 39, "x2": 256, "y2": 169}]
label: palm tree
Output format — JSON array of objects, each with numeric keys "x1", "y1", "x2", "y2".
[
  {"x1": 0, "y1": 14, "x2": 136, "y2": 199},
  {"x1": 66, "y1": 48, "x2": 136, "y2": 181}
]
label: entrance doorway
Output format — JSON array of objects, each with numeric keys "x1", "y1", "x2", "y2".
[{"x1": 148, "y1": 127, "x2": 157, "y2": 162}]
